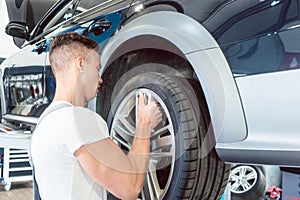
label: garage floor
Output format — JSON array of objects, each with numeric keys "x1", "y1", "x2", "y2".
[
  {"x1": 0, "y1": 178, "x2": 282, "y2": 200},
  {"x1": 0, "y1": 181, "x2": 32, "y2": 200}
]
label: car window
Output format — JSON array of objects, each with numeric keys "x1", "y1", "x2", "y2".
[
  {"x1": 76, "y1": 0, "x2": 109, "y2": 12},
  {"x1": 205, "y1": 0, "x2": 298, "y2": 45},
  {"x1": 26, "y1": 0, "x2": 58, "y2": 32},
  {"x1": 221, "y1": 0, "x2": 299, "y2": 76},
  {"x1": 42, "y1": 0, "x2": 110, "y2": 34},
  {"x1": 42, "y1": 2, "x2": 74, "y2": 33}
]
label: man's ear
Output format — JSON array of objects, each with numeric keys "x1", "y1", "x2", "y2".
[{"x1": 77, "y1": 56, "x2": 85, "y2": 73}]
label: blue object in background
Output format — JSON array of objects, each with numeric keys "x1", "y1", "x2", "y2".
[
  {"x1": 0, "y1": 148, "x2": 3, "y2": 180},
  {"x1": 221, "y1": 194, "x2": 224, "y2": 200}
]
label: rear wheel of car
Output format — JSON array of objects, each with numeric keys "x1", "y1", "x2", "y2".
[
  {"x1": 101, "y1": 65, "x2": 229, "y2": 200},
  {"x1": 230, "y1": 165, "x2": 266, "y2": 200}
]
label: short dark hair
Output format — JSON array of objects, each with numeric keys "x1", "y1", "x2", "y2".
[
  {"x1": 49, "y1": 32, "x2": 99, "y2": 73},
  {"x1": 50, "y1": 32, "x2": 99, "y2": 55}
]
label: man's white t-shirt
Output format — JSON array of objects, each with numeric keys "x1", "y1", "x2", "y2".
[{"x1": 30, "y1": 101, "x2": 109, "y2": 200}]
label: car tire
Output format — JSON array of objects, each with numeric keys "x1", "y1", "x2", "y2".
[
  {"x1": 100, "y1": 68, "x2": 229, "y2": 200},
  {"x1": 230, "y1": 165, "x2": 266, "y2": 200}
]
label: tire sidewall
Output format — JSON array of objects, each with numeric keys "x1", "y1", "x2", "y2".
[{"x1": 107, "y1": 72, "x2": 197, "y2": 199}]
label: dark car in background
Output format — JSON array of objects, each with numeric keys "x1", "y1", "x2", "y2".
[{"x1": 1, "y1": 0, "x2": 300, "y2": 199}]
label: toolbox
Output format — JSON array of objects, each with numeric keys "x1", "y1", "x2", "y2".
[{"x1": 0, "y1": 123, "x2": 32, "y2": 191}]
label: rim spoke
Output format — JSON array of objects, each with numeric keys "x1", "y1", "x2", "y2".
[
  {"x1": 113, "y1": 120, "x2": 133, "y2": 147},
  {"x1": 151, "y1": 124, "x2": 171, "y2": 139},
  {"x1": 118, "y1": 115, "x2": 135, "y2": 134},
  {"x1": 147, "y1": 93, "x2": 152, "y2": 104},
  {"x1": 135, "y1": 92, "x2": 139, "y2": 122},
  {"x1": 230, "y1": 174, "x2": 240, "y2": 182},
  {"x1": 145, "y1": 163, "x2": 162, "y2": 200},
  {"x1": 120, "y1": 96, "x2": 135, "y2": 116},
  {"x1": 111, "y1": 133, "x2": 131, "y2": 149},
  {"x1": 150, "y1": 152, "x2": 173, "y2": 170},
  {"x1": 240, "y1": 167, "x2": 246, "y2": 176},
  {"x1": 150, "y1": 152, "x2": 173, "y2": 159},
  {"x1": 246, "y1": 171, "x2": 257, "y2": 181},
  {"x1": 241, "y1": 181, "x2": 252, "y2": 191},
  {"x1": 231, "y1": 182, "x2": 241, "y2": 191},
  {"x1": 151, "y1": 135, "x2": 173, "y2": 152}
]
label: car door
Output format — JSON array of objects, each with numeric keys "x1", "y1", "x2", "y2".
[
  {"x1": 235, "y1": 19, "x2": 300, "y2": 148},
  {"x1": 216, "y1": 0, "x2": 300, "y2": 165}
]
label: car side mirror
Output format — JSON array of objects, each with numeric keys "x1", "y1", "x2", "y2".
[{"x1": 5, "y1": 21, "x2": 29, "y2": 40}]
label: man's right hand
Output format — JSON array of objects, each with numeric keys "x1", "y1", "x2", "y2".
[{"x1": 137, "y1": 93, "x2": 162, "y2": 130}]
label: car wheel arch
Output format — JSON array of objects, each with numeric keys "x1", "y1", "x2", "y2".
[
  {"x1": 101, "y1": 11, "x2": 219, "y2": 68},
  {"x1": 99, "y1": 11, "x2": 247, "y2": 145}
]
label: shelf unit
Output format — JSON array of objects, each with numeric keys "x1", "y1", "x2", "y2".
[
  {"x1": 0, "y1": 127, "x2": 32, "y2": 191},
  {"x1": 1, "y1": 148, "x2": 32, "y2": 191}
]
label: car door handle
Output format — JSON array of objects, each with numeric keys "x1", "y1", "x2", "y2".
[{"x1": 88, "y1": 19, "x2": 112, "y2": 36}]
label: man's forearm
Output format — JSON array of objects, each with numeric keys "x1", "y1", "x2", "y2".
[
  {"x1": 127, "y1": 125, "x2": 152, "y2": 192},
  {"x1": 128, "y1": 125, "x2": 151, "y2": 171}
]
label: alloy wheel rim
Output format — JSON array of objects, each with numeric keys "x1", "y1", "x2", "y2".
[
  {"x1": 110, "y1": 88, "x2": 176, "y2": 199},
  {"x1": 230, "y1": 165, "x2": 258, "y2": 194}
]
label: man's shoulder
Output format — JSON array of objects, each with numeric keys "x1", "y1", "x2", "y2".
[{"x1": 71, "y1": 106, "x2": 104, "y2": 123}]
